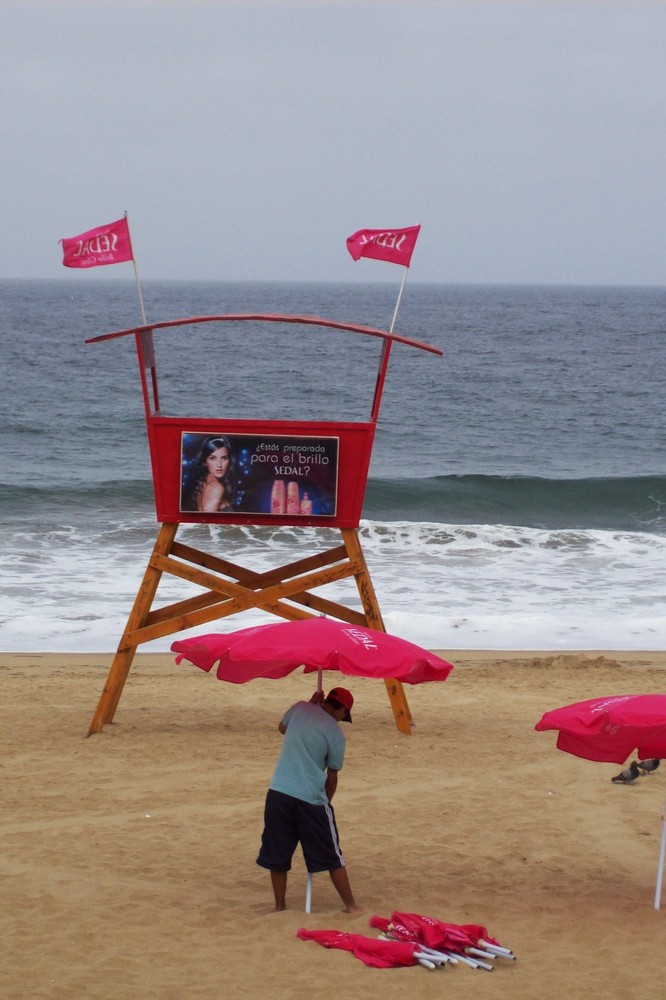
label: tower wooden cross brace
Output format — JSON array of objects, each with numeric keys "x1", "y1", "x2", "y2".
[{"x1": 87, "y1": 523, "x2": 413, "y2": 736}]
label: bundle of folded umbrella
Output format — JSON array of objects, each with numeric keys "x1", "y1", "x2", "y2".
[{"x1": 297, "y1": 912, "x2": 515, "y2": 971}]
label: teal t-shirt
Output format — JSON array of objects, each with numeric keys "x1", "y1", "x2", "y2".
[{"x1": 270, "y1": 701, "x2": 346, "y2": 806}]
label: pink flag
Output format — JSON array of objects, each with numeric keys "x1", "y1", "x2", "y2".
[
  {"x1": 346, "y1": 224, "x2": 421, "y2": 267},
  {"x1": 61, "y1": 217, "x2": 133, "y2": 269}
]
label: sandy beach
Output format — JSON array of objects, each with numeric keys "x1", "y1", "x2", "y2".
[{"x1": 1, "y1": 649, "x2": 665, "y2": 999}]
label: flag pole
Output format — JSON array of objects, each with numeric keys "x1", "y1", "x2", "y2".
[
  {"x1": 389, "y1": 265, "x2": 409, "y2": 334},
  {"x1": 388, "y1": 221, "x2": 419, "y2": 333},
  {"x1": 124, "y1": 212, "x2": 159, "y2": 410},
  {"x1": 124, "y1": 211, "x2": 147, "y2": 326},
  {"x1": 375, "y1": 266, "x2": 409, "y2": 412}
]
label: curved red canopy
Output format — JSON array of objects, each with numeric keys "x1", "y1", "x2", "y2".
[
  {"x1": 172, "y1": 618, "x2": 453, "y2": 685},
  {"x1": 535, "y1": 693, "x2": 666, "y2": 764}
]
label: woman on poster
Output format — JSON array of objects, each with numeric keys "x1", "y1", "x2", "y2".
[{"x1": 182, "y1": 435, "x2": 238, "y2": 513}]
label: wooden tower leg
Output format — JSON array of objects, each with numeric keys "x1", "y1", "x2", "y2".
[
  {"x1": 342, "y1": 529, "x2": 413, "y2": 735},
  {"x1": 87, "y1": 522, "x2": 178, "y2": 736}
]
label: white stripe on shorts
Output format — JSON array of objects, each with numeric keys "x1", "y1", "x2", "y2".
[{"x1": 323, "y1": 801, "x2": 345, "y2": 867}]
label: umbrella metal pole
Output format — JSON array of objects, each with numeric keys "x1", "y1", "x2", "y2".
[
  {"x1": 655, "y1": 803, "x2": 666, "y2": 909},
  {"x1": 305, "y1": 873, "x2": 313, "y2": 912}
]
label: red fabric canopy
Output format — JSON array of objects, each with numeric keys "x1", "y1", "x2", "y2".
[
  {"x1": 296, "y1": 928, "x2": 419, "y2": 968},
  {"x1": 172, "y1": 617, "x2": 453, "y2": 685},
  {"x1": 535, "y1": 693, "x2": 666, "y2": 764},
  {"x1": 369, "y1": 912, "x2": 500, "y2": 953}
]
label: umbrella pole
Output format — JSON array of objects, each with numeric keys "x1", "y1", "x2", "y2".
[
  {"x1": 307, "y1": 667, "x2": 321, "y2": 909},
  {"x1": 654, "y1": 797, "x2": 666, "y2": 909}
]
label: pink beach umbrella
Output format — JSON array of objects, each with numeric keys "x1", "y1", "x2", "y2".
[
  {"x1": 370, "y1": 911, "x2": 505, "y2": 953},
  {"x1": 535, "y1": 693, "x2": 666, "y2": 908},
  {"x1": 298, "y1": 919, "x2": 514, "y2": 971},
  {"x1": 173, "y1": 619, "x2": 453, "y2": 915},
  {"x1": 296, "y1": 928, "x2": 423, "y2": 969},
  {"x1": 369, "y1": 912, "x2": 514, "y2": 969},
  {"x1": 171, "y1": 617, "x2": 453, "y2": 687}
]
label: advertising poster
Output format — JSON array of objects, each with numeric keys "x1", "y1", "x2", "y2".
[{"x1": 180, "y1": 432, "x2": 339, "y2": 517}]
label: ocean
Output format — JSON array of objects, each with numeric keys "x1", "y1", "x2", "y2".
[{"x1": 1, "y1": 278, "x2": 664, "y2": 652}]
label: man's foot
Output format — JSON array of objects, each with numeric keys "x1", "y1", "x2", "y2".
[{"x1": 344, "y1": 902, "x2": 365, "y2": 915}]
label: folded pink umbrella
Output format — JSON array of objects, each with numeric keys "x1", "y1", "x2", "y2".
[
  {"x1": 369, "y1": 912, "x2": 510, "y2": 964},
  {"x1": 299, "y1": 919, "x2": 512, "y2": 971},
  {"x1": 171, "y1": 617, "x2": 453, "y2": 685},
  {"x1": 296, "y1": 928, "x2": 420, "y2": 968}
]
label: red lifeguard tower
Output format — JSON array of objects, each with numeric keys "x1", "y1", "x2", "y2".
[{"x1": 85, "y1": 312, "x2": 442, "y2": 736}]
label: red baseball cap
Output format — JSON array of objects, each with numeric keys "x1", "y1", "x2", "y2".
[{"x1": 327, "y1": 687, "x2": 354, "y2": 723}]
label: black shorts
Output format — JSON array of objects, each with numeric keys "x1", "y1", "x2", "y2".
[{"x1": 256, "y1": 789, "x2": 346, "y2": 874}]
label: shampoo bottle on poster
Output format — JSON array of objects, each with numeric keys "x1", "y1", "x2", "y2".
[
  {"x1": 271, "y1": 479, "x2": 286, "y2": 514},
  {"x1": 286, "y1": 481, "x2": 300, "y2": 515},
  {"x1": 299, "y1": 492, "x2": 313, "y2": 516}
]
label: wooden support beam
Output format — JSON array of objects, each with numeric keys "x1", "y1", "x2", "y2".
[
  {"x1": 123, "y1": 551, "x2": 365, "y2": 647},
  {"x1": 169, "y1": 540, "x2": 350, "y2": 587},
  {"x1": 87, "y1": 522, "x2": 178, "y2": 735},
  {"x1": 342, "y1": 529, "x2": 413, "y2": 735}
]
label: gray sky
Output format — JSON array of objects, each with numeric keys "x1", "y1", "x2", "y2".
[{"x1": 3, "y1": 0, "x2": 665, "y2": 285}]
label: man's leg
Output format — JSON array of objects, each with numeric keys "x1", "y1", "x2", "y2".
[
  {"x1": 257, "y1": 791, "x2": 298, "y2": 909},
  {"x1": 299, "y1": 800, "x2": 362, "y2": 913},
  {"x1": 328, "y1": 866, "x2": 362, "y2": 914},
  {"x1": 270, "y1": 870, "x2": 288, "y2": 911}
]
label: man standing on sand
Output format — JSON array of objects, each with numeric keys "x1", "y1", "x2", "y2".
[{"x1": 256, "y1": 686, "x2": 361, "y2": 913}]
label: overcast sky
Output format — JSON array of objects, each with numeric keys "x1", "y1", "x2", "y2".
[{"x1": 3, "y1": 0, "x2": 665, "y2": 285}]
